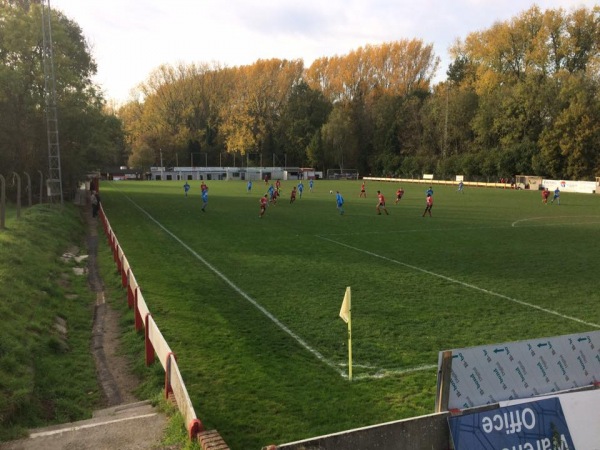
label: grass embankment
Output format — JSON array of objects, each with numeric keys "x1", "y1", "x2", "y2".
[
  {"x1": 99, "y1": 180, "x2": 600, "y2": 449},
  {"x1": 0, "y1": 204, "x2": 99, "y2": 441}
]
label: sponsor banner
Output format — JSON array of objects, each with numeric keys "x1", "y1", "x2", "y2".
[
  {"x1": 500, "y1": 389, "x2": 600, "y2": 449},
  {"x1": 542, "y1": 179, "x2": 596, "y2": 194},
  {"x1": 441, "y1": 331, "x2": 600, "y2": 411},
  {"x1": 449, "y1": 397, "x2": 576, "y2": 450}
]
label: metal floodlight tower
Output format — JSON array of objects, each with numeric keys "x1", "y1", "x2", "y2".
[{"x1": 41, "y1": 0, "x2": 64, "y2": 204}]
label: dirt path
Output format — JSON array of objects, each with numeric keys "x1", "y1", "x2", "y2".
[
  {"x1": 0, "y1": 200, "x2": 171, "y2": 450},
  {"x1": 86, "y1": 206, "x2": 140, "y2": 406}
]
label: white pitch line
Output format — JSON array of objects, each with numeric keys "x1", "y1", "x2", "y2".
[
  {"x1": 350, "y1": 364, "x2": 439, "y2": 381},
  {"x1": 317, "y1": 235, "x2": 600, "y2": 329},
  {"x1": 29, "y1": 413, "x2": 158, "y2": 438},
  {"x1": 122, "y1": 196, "x2": 344, "y2": 377},
  {"x1": 319, "y1": 225, "x2": 506, "y2": 237},
  {"x1": 512, "y1": 215, "x2": 600, "y2": 227}
]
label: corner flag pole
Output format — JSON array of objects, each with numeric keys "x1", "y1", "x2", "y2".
[{"x1": 339, "y1": 286, "x2": 352, "y2": 380}]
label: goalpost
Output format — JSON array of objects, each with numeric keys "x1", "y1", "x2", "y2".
[{"x1": 326, "y1": 169, "x2": 359, "y2": 180}]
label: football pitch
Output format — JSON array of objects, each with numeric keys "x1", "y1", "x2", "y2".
[{"x1": 99, "y1": 179, "x2": 600, "y2": 449}]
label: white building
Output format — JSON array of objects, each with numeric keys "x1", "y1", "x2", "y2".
[{"x1": 149, "y1": 167, "x2": 321, "y2": 182}]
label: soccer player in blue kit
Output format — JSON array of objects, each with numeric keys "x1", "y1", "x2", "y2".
[
  {"x1": 336, "y1": 191, "x2": 345, "y2": 215},
  {"x1": 550, "y1": 187, "x2": 560, "y2": 205},
  {"x1": 201, "y1": 186, "x2": 208, "y2": 212}
]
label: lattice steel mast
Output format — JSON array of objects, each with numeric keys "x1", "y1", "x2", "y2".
[{"x1": 41, "y1": 0, "x2": 63, "y2": 204}]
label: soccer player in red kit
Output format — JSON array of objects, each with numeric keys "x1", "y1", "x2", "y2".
[
  {"x1": 376, "y1": 191, "x2": 389, "y2": 215},
  {"x1": 423, "y1": 194, "x2": 433, "y2": 217},
  {"x1": 542, "y1": 188, "x2": 550, "y2": 204},
  {"x1": 270, "y1": 188, "x2": 279, "y2": 205},
  {"x1": 290, "y1": 186, "x2": 297, "y2": 203},
  {"x1": 259, "y1": 194, "x2": 268, "y2": 217},
  {"x1": 360, "y1": 182, "x2": 366, "y2": 198},
  {"x1": 395, "y1": 187, "x2": 404, "y2": 204}
]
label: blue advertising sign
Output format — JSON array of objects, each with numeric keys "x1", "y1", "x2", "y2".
[{"x1": 449, "y1": 397, "x2": 576, "y2": 450}]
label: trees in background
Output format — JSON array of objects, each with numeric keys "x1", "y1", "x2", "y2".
[
  {"x1": 3, "y1": 3, "x2": 600, "y2": 184},
  {"x1": 445, "y1": 5, "x2": 600, "y2": 180},
  {"x1": 124, "y1": 39, "x2": 439, "y2": 176},
  {"x1": 0, "y1": 2, "x2": 125, "y2": 197},
  {"x1": 122, "y1": 5, "x2": 600, "y2": 181}
]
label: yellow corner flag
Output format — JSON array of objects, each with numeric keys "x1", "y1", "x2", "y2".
[
  {"x1": 339, "y1": 287, "x2": 352, "y2": 380},
  {"x1": 340, "y1": 287, "x2": 351, "y2": 323}
]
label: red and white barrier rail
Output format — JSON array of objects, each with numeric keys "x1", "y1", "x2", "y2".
[{"x1": 98, "y1": 205, "x2": 204, "y2": 440}]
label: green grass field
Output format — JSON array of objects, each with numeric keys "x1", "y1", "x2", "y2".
[
  {"x1": 0, "y1": 204, "x2": 99, "y2": 441},
  {"x1": 99, "y1": 179, "x2": 600, "y2": 449}
]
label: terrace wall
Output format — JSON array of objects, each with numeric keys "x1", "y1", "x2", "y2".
[{"x1": 265, "y1": 412, "x2": 450, "y2": 450}]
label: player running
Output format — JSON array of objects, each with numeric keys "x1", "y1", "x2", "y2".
[
  {"x1": 290, "y1": 186, "x2": 297, "y2": 203},
  {"x1": 183, "y1": 181, "x2": 190, "y2": 197},
  {"x1": 259, "y1": 194, "x2": 268, "y2": 218},
  {"x1": 267, "y1": 184, "x2": 275, "y2": 201},
  {"x1": 270, "y1": 187, "x2": 279, "y2": 205},
  {"x1": 359, "y1": 182, "x2": 366, "y2": 198},
  {"x1": 376, "y1": 191, "x2": 389, "y2": 215},
  {"x1": 395, "y1": 187, "x2": 404, "y2": 204},
  {"x1": 297, "y1": 181, "x2": 304, "y2": 198},
  {"x1": 542, "y1": 188, "x2": 550, "y2": 204}
]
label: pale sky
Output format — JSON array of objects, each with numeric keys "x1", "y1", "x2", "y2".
[{"x1": 50, "y1": 0, "x2": 597, "y2": 104}]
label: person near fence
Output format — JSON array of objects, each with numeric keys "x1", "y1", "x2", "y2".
[{"x1": 91, "y1": 190, "x2": 101, "y2": 218}]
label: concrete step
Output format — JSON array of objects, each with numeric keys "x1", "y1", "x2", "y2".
[{"x1": 0, "y1": 401, "x2": 167, "y2": 450}]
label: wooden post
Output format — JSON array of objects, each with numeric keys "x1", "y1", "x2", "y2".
[{"x1": 435, "y1": 350, "x2": 453, "y2": 413}]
